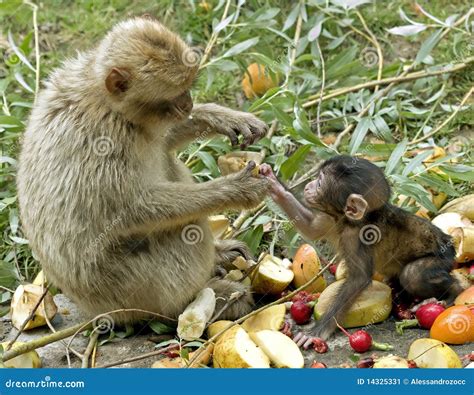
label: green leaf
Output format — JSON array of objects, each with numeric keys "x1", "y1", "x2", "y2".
[
  {"x1": 8, "y1": 31, "x2": 35, "y2": 72},
  {"x1": 371, "y1": 115, "x2": 392, "y2": 141},
  {"x1": 293, "y1": 106, "x2": 325, "y2": 146},
  {"x1": 272, "y1": 105, "x2": 293, "y2": 128},
  {"x1": 402, "y1": 150, "x2": 433, "y2": 176},
  {"x1": 385, "y1": 139, "x2": 408, "y2": 175},
  {"x1": 222, "y1": 38, "x2": 259, "y2": 58},
  {"x1": 349, "y1": 117, "x2": 371, "y2": 155},
  {"x1": 196, "y1": 151, "x2": 218, "y2": 176},
  {"x1": 415, "y1": 29, "x2": 443, "y2": 63},
  {"x1": 283, "y1": 4, "x2": 300, "y2": 31},
  {"x1": 391, "y1": 175, "x2": 437, "y2": 212},
  {"x1": 149, "y1": 320, "x2": 175, "y2": 335},
  {"x1": 280, "y1": 145, "x2": 312, "y2": 180},
  {"x1": 239, "y1": 225, "x2": 264, "y2": 255}
]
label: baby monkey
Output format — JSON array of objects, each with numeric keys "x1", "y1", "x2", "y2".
[{"x1": 260, "y1": 155, "x2": 461, "y2": 339}]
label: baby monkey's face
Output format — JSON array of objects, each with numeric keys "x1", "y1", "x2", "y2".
[{"x1": 304, "y1": 172, "x2": 324, "y2": 208}]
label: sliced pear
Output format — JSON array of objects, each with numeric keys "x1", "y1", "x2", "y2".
[
  {"x1": 432, "y1": 212, "x2": 472, "y2": 235},
  {"x1": 450, "y1": 227, "x2": 474, "y2": 263},
  {"x1": 407, "y1": 338, "x2": 462, "y2": 368},
  {"x1": 314, "y1": 280, "x2": 391, "y2": 328},
  {"x1": 11, "y1": 284, "x2": 57, "y2": 330},
  {"x1": 373, "y1": 355, "x2": 409, "y2": 368},
  {"x1": 1, "y1": 342, "x2": 41, "y2": 368},
  {"x1": 213, "y1": 326, "x2": 270, "y2": 368},
  {"x1": 439, "y1": 194, "x2": 474, "y2": 220},
  {"x1": 251, "y1": 255, "x2": 294, "y2": 294},
  {"x1": 249, "y1": 330, "x2": 304, "y2": 368},
  {"x1": 242, "y1": 304, "x2": 286, "y2": 333},
  {"x1": 151, "y1": 358, "x2": 184, "y2": 368},
  {"x1": 207, "y1": 320, "x2": 234, "y2": 339}
]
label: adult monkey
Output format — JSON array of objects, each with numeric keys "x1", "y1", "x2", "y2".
[{"x1": 17, "y1": 17, "x2": 269, "y2": 323}]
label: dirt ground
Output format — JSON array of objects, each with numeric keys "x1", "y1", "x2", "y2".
[{"x1": 1, "y1": 293, "x2": 472, "y2": 368}]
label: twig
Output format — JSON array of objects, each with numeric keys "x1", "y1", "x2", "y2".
[
  {"x1": 284, "y1": 1, "x2": 304, "y2": 86},
  {"x1": 81, "y1": 331, "x2": 99, "y2": 368},
  {"x1": 5, "y1": 284, "x2": 51, "y2": 352},
  {"x1": 208, "y1": 291, "x2": 244, "y2": 324},
  {"x1": 97, "y1": 343, "x2": 180, "y2": 369},
  {"x1": 0, "y1": 285, "x2": 14, "y2": 293},
  {"x1": 408, "y1": 87, "x2": 473, "y2": 146},
  {"x1": 314, "y1": 39, "x2": 326, "y2": 138},
  {"x1": 229, "y1": 202, "x2": 265, "y2": 237},
  {"x1": 2, "y1": 321, "x2": 92, "y2": 363},
  {"x1": 356, "y1": 10, "x2": 383, "y2": 91},
  {"x1": 301, "y1": 59, "x2": 473, "y2": 109},
  {"x1": 187, "y1": 261, "x2": 332, "y2": 366},
  {"x1": 65, "y1": 309, "x2": 176, "y2": 357},
  {"x1": 199, "y1": 0, "x2": 232, "y2": 68}
]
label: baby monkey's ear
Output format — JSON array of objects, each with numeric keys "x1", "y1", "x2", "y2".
[
  {"x1": 344, "y1": 193, "x2": 368, "y2": 220},
  {"x1": 105, "y1": 68, "x2": 131, "y2": 94}
]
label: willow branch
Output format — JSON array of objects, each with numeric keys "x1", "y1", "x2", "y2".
[{"x1": 408, "y1": 87, "x2": 473, "y2": 146}]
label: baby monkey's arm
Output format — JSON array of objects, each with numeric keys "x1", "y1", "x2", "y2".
[{"x1": 259, "y1": 164, "x2": 335, "y2": 241}]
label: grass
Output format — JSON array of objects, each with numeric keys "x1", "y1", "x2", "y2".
[{"x1": 0, "y1": 0, "x2": 473, "y2": 314}]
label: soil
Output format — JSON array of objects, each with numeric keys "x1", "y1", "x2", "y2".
[{"x1": 1, "y1": 293, "x2": 472, "y2": 368}]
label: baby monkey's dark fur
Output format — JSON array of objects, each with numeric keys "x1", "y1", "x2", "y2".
[{"x1": 261, "y1": 155, "x2": 462, "y2": 339}]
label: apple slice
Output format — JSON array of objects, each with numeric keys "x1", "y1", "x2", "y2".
[
  {"x1": 242, "y1": 304, "x2": 286, "y2": 333},
  {"x1": 213, "y1": 326, "x2": 270, "y2": 368},
  {"x1": 407, "y1": 338, "x2": 462, "y2": 368},
  {"x1": 450, "y1": 227, "x2": 474, "y2": 263},
  {"x1": 249, "y1": 330, "x2": 304, "y2": 368},
  {"x1": 251, "y1": 255, "x2": 294, "y2": 294},
  {"x1": 314, "y1": 280, "x2": 391, "y2": 328}
]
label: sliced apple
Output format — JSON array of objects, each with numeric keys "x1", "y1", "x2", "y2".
[
  {"x1": 242, "y1": 304, "x2": 286, "y2": 333},
  {"x1": 407, "y1": 338, "x2": 462, "y2": 368},
  {"x1": 251, "y1": 255, "x2": 294, "y2": 294},
  {"x1": 373, "y1": 355, "x2": 409, "y2": 368},
  {"x1": 11, "y1": 284, "x2": 57, "y2": 330},
  {"x1": 249, "y1": 330, "x2": 304, "y2": 368},
  {"x1": 1, "y1": 342, "x2": 41, "y2": 368},
  {"x1": 292, "y1": 244, "x2": 326, "y2": 293},
  {"x1": 314, "y1": 280, "x2": 391, "y2": 328},
  {"x1": 213, "y1": 325, "x2": 270, "y2": 368}
]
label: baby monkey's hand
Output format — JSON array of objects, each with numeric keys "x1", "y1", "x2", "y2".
[{"x1": 259, "y1": 164, "x2": 286, "y2": 202}]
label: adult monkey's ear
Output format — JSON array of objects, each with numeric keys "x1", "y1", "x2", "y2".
[
  {"x1": 105, "y1": 68, "x2": 131, "y2": 94},
  {"x1": 344, "y1": 194, "x2": 368, "y2": 220}
]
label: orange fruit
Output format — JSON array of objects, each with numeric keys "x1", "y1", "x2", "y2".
[
  {"x1": 291, "y1": 244, "x2": 326, "y2": 293},
  {"x1": 241, "y1": 63, "x2": 278, "y2": 99},
  {"x1": 430, "y1": 305, "x2": 474, "y2": 344}
]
